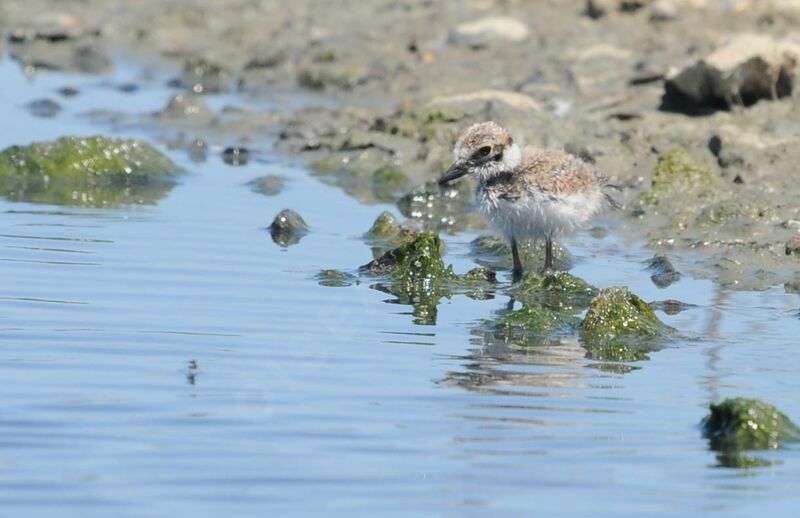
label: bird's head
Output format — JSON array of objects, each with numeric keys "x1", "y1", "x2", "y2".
[{"x1": 438, "y1": 121, "x2": 522, "y2": 185}]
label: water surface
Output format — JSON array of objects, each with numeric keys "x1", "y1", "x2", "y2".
[{"x1": 0, "y1": 58, "x2": 799, "y2": 516}]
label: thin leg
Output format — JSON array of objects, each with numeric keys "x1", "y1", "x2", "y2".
[
  {"x1": 511, "y1": 238, "x2": 523, "y2": 282},
  {"x1": 544, "y1": 237, "x2": 553, "y2": 271}
]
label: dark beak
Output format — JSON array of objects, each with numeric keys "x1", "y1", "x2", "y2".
[{"x1": 438, "y1": 162, "x2": 468, "y2": 186}]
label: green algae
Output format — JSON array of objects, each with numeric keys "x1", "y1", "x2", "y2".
[
  {"x1": 482, "y1": 272, "x2": 596, "y2": 348},
  {"x1": 639, "y1": 148, "x2": 717, "y2": 207},
  {"x1": 702, "y1": 398, "x2": 800, "y2": 452},
  {"x1": 511, "y1": 271, "x2": 598, "y2": 311},
  {"x1": 359, "y1": 232, "x2": 497, "y2": 324},
  {"x1": 580, "y1": 286, "x2": 671, "y2": 362},
  {"x1": 485, "y1": 304, "x2": 581, "y2": 347},
  {"x1": 581, "y1": 286, "x2": 668, "y2": 340},
  {"x1": 0, "y1": 136, "x2": 181, "y2": 207}
]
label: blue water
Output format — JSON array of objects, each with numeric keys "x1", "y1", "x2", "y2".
[{"x1": 0, "y1": 58, "x2": 799, "y2": 516}]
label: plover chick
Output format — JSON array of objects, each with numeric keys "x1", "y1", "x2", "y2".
[{"x1": 438, "y1": 121, "x2": 619, "y2": 281}]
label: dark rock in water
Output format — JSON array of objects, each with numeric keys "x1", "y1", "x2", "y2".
[
  {"x1": 269, "y1": 209, "x2": 308, "y2": 247},
  {"x1": 785, "y1": 280, "x2": 800, "y2": 294},
  {"x1": 648, "y1": 253, "x2": 681, "y2": 288},
  {"x1": 649, "y1": 299, "x2": 692, "y2": 315},
  {"x1": 181, "y1": 57, "x2": 231, "y2": 94},
  {"x1": 117, "y1": 83, "x2": 139, "y2": 93},
  {"x1": 27, "y1": 98, "x2": 62, "y2": 118},
  {"x1": 316, "y1": 269, "x2": 358, "y2": 287},
  {"x1": 702, "y1": 398, "x2": 800, "y2": 452},
  {"x1": 0, "y1": 136, "x2": 181, "y2": 207},
  {"x1": 222, "y1": 147, "x2": 250, "y2": 166},
  {"x1": 247, "y1": 175, "x2": 285, "y2": 196},
  {"x1": 57, "y1": 87, "x2": 80, "y2": 98}
]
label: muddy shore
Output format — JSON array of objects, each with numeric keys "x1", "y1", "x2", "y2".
[{"x1": 1, "y1": 0, "x2": 799, "y2": 289}]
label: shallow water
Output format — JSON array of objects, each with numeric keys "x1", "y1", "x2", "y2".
[{"x1": 1, "y1": 57, "x2": 799, "y2": 516}]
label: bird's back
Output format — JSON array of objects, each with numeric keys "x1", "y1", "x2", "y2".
[{"x1": 517, "y1": 148, "x2": 605, "y2": 196}]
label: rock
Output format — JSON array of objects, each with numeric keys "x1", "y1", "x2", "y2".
[
  {"x1": 586, "y1": 0, "x2": 651, "y2": 18},
  {"x1": 0, "y1": 136, "x2": 181, "y2": 207},
  {"x1": 222, "y1": 147, "x2": 250, "y2": 166},
  {"x1": 581, "y1": 286, "x2": 670, "y2": 344},
  {"x1": 27, "y1": 98, "x2": 61, "y2": 118},
  {"x1": 181, "y1": 57, "x2": 232, "y2": 94},
  {"x1": 702, "y1": 398, "x2": 800, "y2": 451},
  {"x1": 364, "y1": 211, "x2": 402, "y2": 240},
  {"x1": 316, "y1": 269, "x2": 358, "y2": 287},
  {"x1": 297, "y1": 52, "x2": 377, "y2": 91},
  {"x1": 269, "y1": 209, "x2": 308, "y2": 247},
  {"x1": 426, "y1": 90, "x2": 542, "y2": 116},
  {"x1": 156, "y1": 94, "x2": 213, "y2": 119},
  {"x1": 247, "y1": 175, "x2": 285, "y2": 196},
  {"x1": 666, "y1": 34, "x2": 800, "y2": 109},
  {"x1": 449, "y1": 17, "x2": 529, "y2": 48},
  {"x1": 650, "y1": 0, "x2": 678, "y2": 20},
  {"x1": 485, "y1": 304, "x2": 581, "y2": 347},
  {"x1": 11, "y1": 42, "x2": 111, "y2": 73},
  {"x1": 785, "y1": 280, "x2": 800, "y2": 294},
  {"x1": 786, "y1": 236, "x2": 800, "y2": 256},
  {"x1": 648, "y1": 254, "x2": 681, "y2": 287}
]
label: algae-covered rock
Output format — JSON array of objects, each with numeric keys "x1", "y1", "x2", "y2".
[
  {"x1": 582, "y1": 286, "x2": 669, "y2": 340},
  {"x1": 361, "y1": 232, "x2": 456, "y2": 325},
  {"x1": 702, "y1": 398, "x2": 800, "y2": 452},
  {"x1": 0, "y1": 136, "x2": 181, "y2": 207},
  {"x1": 361, "y1": 231, "x2": 455, "y2": 282},
  {"x1": 360, "y1": 232, "x2": 496, "y2": 324},
  {"x1": 315, "y1": 269, "x2": 358, "y2": 287},
  {"x1": 511, "y1": 271, "x2": 598, "y2": 311},
  {"x1": 639, "y1": 149, "x2": 717, "y2": 207},
  {"x1": 580, "y1": 286, "x2": 671, "y2": 362},
  {"x1": 485, "y1": 304, "x2": 581, "y2": 347},
  {"x1": 363, "y1": 211, "x2": 418, "y2": 253},
  {"x1": 364, "y1": 211, "x2": 402, "y2": 240},
  {"x1": 269, "y1": 209, "x2": 308, "y2": 247}
]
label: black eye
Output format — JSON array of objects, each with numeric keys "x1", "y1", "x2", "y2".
[{"x1": 477, "y1": 146, "x2": 492, "y2": 158}]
